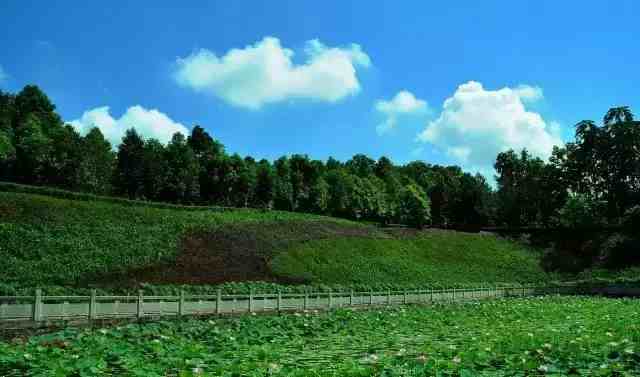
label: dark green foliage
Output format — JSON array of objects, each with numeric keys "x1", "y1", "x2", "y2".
[
  {"x1": 162, "y1": 132, "x2": 200, "y2": 203},
  {"x1": 0, "y1": 84, "x2": 638, "y2": 238},
  {"x1": 0, "y1": 85, "x2": 498, "y2": 229},
  {"x1": 398, "y1": 183, "x2": 430, "y2": 228},
  {"x1": 113, "y1": 128, "x2": 145, "y2": 199},
  {"x1": 140, "y1": 138, "x2": 167, "y2": 200},
  {"x1": 555, "y1": 193, "x2": 605, "y2": 229},
  {"x1": 600, "y1": 233, "x2": 640, "y2": 269},
  {"x1": 253, "y1": 159, "x2": 275, "y2": 208},
  {"x1": 623, "y1": 205, "x2": 640, "y2": 232}
]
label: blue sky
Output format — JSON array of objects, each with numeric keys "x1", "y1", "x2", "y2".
[{"x1": 1, "y1": 1, "x2": 638, "y2": 177}]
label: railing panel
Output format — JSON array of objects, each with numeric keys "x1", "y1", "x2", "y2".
[{"x1": 1, "y1": 285, "x2": 613, "y2": 324}]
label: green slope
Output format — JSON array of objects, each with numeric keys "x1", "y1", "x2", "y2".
[
  {"x1": 272, "y1": 231, "x2": 546, "y2": 285},
  {"x1": 0, "y1": 185, "x2": 548, "y2": 294}
]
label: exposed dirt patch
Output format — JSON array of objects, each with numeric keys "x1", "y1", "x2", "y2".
[{"x1": 94, "y1": 220, "x2": 383, "y2": 286}]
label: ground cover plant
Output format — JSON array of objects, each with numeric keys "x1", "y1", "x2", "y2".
[
  {"x1": 1, "y1": 296, "x2": 639, "y2": 376},
  {"x1": 0, "y1": 190, "x2": 549, "y2": 295},
  {"x1": 271, "y1": 230, "x2": 546, "y2": 286}
]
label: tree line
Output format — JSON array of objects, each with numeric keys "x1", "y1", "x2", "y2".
[
  {"x1": 1, "y1": 85, "x2": 639, "y2": 233},
  {"x1": 0, "y1": 85, "x2": 494, "y2": 228},
  {"x1": 494, "y1": 106, "x2": 640, "y2": 229}
]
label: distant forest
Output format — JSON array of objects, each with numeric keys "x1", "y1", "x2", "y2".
[{"x1": 1, "y1": 85, "x2": 639, "y2": 230}]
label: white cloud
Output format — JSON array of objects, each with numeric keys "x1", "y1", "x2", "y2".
[
  {"x1": 174, "y1": 36, "x2": 371, "y2": 109},
  {"x1": 69, "y1": 106, "x2": 189, "y2": 147},
  {"x1": 374, "y1": 90, "x2": 428, "y2": 135},
  {"x1": 417, "y1": 81, "x2": 563, "y2": 173}
]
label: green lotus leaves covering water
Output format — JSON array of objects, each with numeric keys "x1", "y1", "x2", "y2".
[{"x1": 2, "y1": 296, "x2": 639, "y2": 376}]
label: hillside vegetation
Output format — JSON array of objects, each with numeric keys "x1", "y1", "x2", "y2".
[{"x1": 0, "y1": 187, "x2": 548, "y2": 294}]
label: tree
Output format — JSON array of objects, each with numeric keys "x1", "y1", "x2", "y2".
[
  {"x1": 602, "y1": 109, "x2": 639, "y2": 218},
  {"x1": 13, "y1": 85, "x2": 62, "y2": 135},
  {"x1": 0, "y1": 128, "x2": 15, "y2": 179},
  {"x1": 77, "y1": 128, "x2": 114, "y2": 194},
  {"x1": 141, "y1": 139, "x2": 167, "y2": 200},
  {"x1": 113, "y1": 128, "x2": 146, "y2": 199},
  {"x1": 374, "y1": 156, "x2": 394, "y2": 180},
  {"x1": 346, "y1": 154, "x2": 376, "y2": 178},
  {"x1": 229, "y1": 154, "x2": 255, "y2": 207},
  {"x1": 187, "y1": 125, "x2": 224, "y2": 160},
  {"x1": 495, "y1": 149, "x2": 549, "y2": 227},
  {"x1": 603, "y1": 106, "x2": 633, "y2": 127},
  {"x1": 399, "y1": 183, "x2": 431, "y2": 228},
  {"x1": 0, "y1": 129, "x2": 14, "y2": 161},
  {"x1": 273, "y1": 157, "x2": 294, "y2": 211},
  {"x1": 163, "y1": 132, "x2": 200, "y2": 203},
  {"x1": 326, "y1": 156, "x2": 342, "y2": 171},
  {"x1": 308, "y1": 177, "x2": 330, "y2": 214},
  {"x1": 450, "y1": 173, "x2": 493, "y2": 227},
  {"x1": 325, "y1": 169, "x2": 351, "y2": 217},
  {"x1": 565, "y1": 108, "x2": 639, "y2": 220},
  {"x1": 555, "y1": 193, "x2": 604, "y2": 229},
  {"x1": 44, "y1": 124, "x2": 83, "y2": 189},
  {"x1": 253, "y1": 159, "x2": 275, "y2": 208},
  {"x1": 13, "y1": 113, "x2": 51, "y2": 184}
]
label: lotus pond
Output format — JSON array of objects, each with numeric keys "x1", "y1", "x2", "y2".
[{"x1": 1, "y1": 296, "x2": 639, "y2": 376}]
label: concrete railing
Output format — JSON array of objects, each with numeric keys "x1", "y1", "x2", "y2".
[{"x1": 0, "y1": 285, "x2": 565, "y2": 326}]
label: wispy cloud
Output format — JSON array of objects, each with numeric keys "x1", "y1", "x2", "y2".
[{"x1": 374, "y1": 90, "x2": 428, "y2": 135}]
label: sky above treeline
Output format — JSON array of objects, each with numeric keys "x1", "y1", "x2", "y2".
[{"x1": 1, "y1": 1, "x2": 638, "y2": 178}]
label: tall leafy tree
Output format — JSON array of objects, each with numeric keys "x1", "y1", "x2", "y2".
[
  {"x1": 346, "y1": 154, "x2": 376, "y2": 178},
  {"x1": 273, "y1": 156, "x2": 294, "y2": 211},
  {"x1": 399, "y1": 183, "x2": 431, "y2": 228},
  {"x1": 13, "y1": 85, "x2": 62, "y2": 134},
  {"x1": 13, "y1": 113, "x2": 51, "y2": 184},
  {"x1": 77, "y1": 128, "x2": 115, "y2": 194},
  {"x1": 163, "y1": 132, "x2": 200, "y2": 203},
  {"x1": 603, "y1": 106, "x2": 634, "y2": 127},
  {"x1": 253, "y1": 159, "x2": 275, "y2": 208},
  {"x1": 113, "y1": 128, "x2": 146, "y2": 199},
  {"x1": 44, "y1": 125, "x2": 83, "y2": 189},
  {"x1": 141, "y1": 139, "x2": 167, "y2": 200}
]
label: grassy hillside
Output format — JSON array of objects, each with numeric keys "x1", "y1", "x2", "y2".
[
  {"x1": 0, "y1": 186, "x2": 549, "y2": 294},
  {"x1": 271, "y1": 230, "x2": 546, "y2": 285}
]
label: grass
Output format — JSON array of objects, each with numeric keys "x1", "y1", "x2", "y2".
[
  {"x1": 1, "y1": 296, "x2": 639, "y2": 376},
  {"x1": 0, "y1": 190, "x2": 347, "y2": 293},
  {"x1": 272, "y1": 231, "x2": 547, "y2": 286},
  {"x1": 0, "y1": 186, "x2": 550, "y2": 295}
]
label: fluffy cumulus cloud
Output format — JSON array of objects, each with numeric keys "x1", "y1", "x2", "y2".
[
  {"x1": 417, "y1": 81, "x2": 562, "y2": 173},
  {"x1": 374, "y1": 90, "x2": 428, "y2": 135},
  {"x1": 69, "y1": 106, "x2": 189, "y2": 147},
  {"x1": 174, "y1": 37, "x2": 371, "y2": 109}
]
